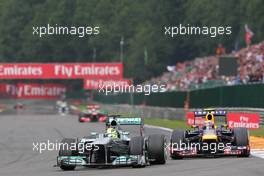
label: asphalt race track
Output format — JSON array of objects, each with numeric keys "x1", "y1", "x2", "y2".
[{"x1": 0, "y1": 102, "x2": 263, "y2": 176}]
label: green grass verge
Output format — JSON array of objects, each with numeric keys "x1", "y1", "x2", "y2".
[
  {"x1": 144, "y1": 118, "x2": 264, "y2": 137},
  {"x1": 249, "y1": 128, "x2": 264, "y2": 137},
  {"x1": 144, "y1": 118, "x2": 189, "y2": 130}
]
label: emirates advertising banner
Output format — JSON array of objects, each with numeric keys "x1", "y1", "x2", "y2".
[
  {"x1": 186, "y1": 112, "x2": 205, "y2": 126},
  {"x1": 0, "y1": 83, "x2": 66, "y2": 99},
  {"x1": 0, "y1": 63, "x2": 123, "y2": 79},
  {"x1": 84, "y1": 79, "x2": 132, "y2": 90},
  {"x1": 227, "y1": 113, "x2": 260, "y2": 129},
  {"x1": 186, "y1": 112, "x2": 260, "y2": 129}
]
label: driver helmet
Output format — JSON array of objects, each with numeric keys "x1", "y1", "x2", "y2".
[
  {"x1": 203, "y1": 121, "x2": 215, "y2": 130},
  {"x1": 106, "y1": 120, "x2": 119, "y2": 139}
]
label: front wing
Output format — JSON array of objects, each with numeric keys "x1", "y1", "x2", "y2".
[
  {"x1": 57, "y1": 155, "x2": 147, "y2": 167},
  {"x1": 171, "y1": 145, "x2": 250, "y2": 157}
]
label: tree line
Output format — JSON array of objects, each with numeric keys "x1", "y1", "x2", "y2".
[{"x1": 0, "y1": 0, "x2": 263, "y2": 83}]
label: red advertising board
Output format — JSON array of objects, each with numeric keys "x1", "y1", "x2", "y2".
[
  {"x1": 0, "y1": 83, "x2": 66, "y2": 99},
  {"x1": 227, "y1": 113, "x2": 260, "y2": 129},
  {"x1": 0, "y1": 83, "x2": 8, "y2": 94},
  {"x1": 186, "y1": 112, "x2": 205, "y2": 126},
  {"x1": 84, "y1": 79, "x2": 132, "y2": 90},
  {"x1": 0, "y1": 63, "x2": 123, "y2": 79}
]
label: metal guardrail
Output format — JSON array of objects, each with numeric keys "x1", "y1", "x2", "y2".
[{"x1": 102, "y1": 105, "x2": 264, "y2": 126}]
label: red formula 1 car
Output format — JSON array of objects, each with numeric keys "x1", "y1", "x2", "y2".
[
  {"x1": 78, "y1": 104, "x2": 107, "y2": 122},
  {"x1": 14, "y1": 102, "x2": 25, "y2": 110}
]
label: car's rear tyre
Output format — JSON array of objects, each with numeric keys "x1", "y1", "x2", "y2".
[
  {"x1": 148, "y1": 134, "x2": 166, "y2": 164},
  {"x1": 170, "y1": 129, "x2": 185, "y2": 159},
  {"x1": 234, "y1": 127, "x2": 250, "y2": 157},
  {"x1": 58, "y1": 138, "x2": 78, "y2": 171}
]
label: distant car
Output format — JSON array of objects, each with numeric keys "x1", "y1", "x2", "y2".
[
  {"x1": 170, "y1": 109, "x2": 250, "y2": 159},
  {"x1": 14, "y1": 102, "x2": 25, "y2": 110},
  {"x1": 56, "y1": 100, "x2": 69, "y2": 115},
  {"x1": 78, "y1": 104, "x2": 107, "y2": 122},
  {"x1": 56, "y1": 116, "x2": 166, "y2": 170}
]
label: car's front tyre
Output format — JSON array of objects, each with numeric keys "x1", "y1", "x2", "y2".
[
  {"x1": 58, "y1": 138, "x2": 78, "y2": 171},
  {"x1": 170, "y1": 129, "x2": 186, "y2": 159},
  {"x1": 234, "y1": 127, "x2": 250, "y2": 157},
  {"x1": 148, "y1": 134, "x2": 167, "y2": 164}
]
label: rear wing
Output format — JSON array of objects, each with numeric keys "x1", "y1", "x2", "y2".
[
  {"x1": 106, "y1": 116, "x2": 143, "y2": 125},
  {"x1": 194, "y1": 110, "x2": 227, "y2": 117},
  {"x1": 86, "y1": 105, "x2": 100, "y2": 109}
]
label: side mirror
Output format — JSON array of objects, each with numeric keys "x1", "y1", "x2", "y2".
[
  {"x1": 191, "y1": 125, "x2": 198, "y2": 128},
  {"x1": 221, "y1": 124, "x2": 228, "y2": 128},
  {"x1": 90, "y1": 132, "x2": 98, "y2": 136},
  {"x1": 122, "y1": 131, "x2": 130, "y2": 135}
]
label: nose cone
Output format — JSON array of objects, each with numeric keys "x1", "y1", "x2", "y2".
[{"x1": 202, "y1": 134, "x2": 218, "y2": 142}]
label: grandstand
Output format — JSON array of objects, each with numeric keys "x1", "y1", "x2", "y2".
[{"x1": 146, "y1": 41, "x2": 264, "y2": 91}]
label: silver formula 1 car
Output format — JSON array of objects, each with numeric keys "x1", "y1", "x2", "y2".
[{"x1": 56, "y1": 116, "x2": 167, "y2": 170}]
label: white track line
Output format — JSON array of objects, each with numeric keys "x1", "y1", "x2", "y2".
[
  {"x1": 144, "y1": 124, "x2": 264, "y2": 159},
  {"x1": 251, "y1": 151, "x2": 264, "y2": 159},
  {"x1": 144, "y1": 124, "x2": 173, "y2": 132}
]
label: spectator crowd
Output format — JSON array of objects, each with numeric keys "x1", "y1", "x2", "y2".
[{"x1": 146, "y1": 41, "x2": 264, "y2": 91}]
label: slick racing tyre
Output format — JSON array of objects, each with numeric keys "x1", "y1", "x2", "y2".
[
  {"x1": 234, "y1": 127, "x2": 250, "y2": 157},
  {"x1": 170, "y1": 129, "x2": 185, "y2": 159},
  {"x1": 58, "y1": 138, "x2": 78, "y2": 170},
  {"x1": 129, "y1": 136, "x2": 145, "y2": 168},
  {"x1": 129, "y1": 136, "x2": 144, "y2": 155},
  {"x1": 148, "y1": 134, "x2": 166, "y2": 164}
]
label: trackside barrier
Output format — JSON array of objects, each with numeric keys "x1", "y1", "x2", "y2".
[
  {"x1": 100, "y1": 104, "x2": 264, "y2": 126},
  {"x1": 91, "y1": 84, "x2": 264, "y2": 108}
]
